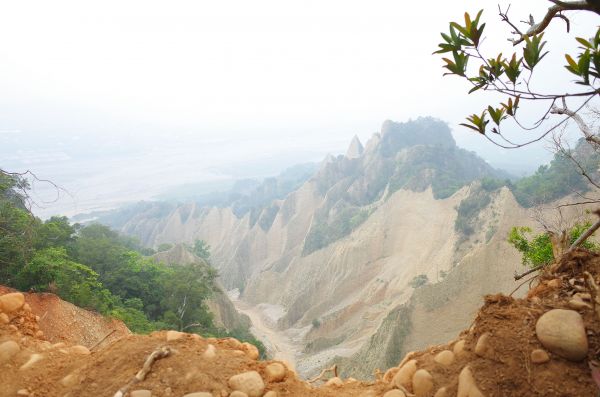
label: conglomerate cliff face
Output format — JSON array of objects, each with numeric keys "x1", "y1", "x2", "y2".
[{"x1": 109, "y1": 118, "x2": 534, "y2": 377}]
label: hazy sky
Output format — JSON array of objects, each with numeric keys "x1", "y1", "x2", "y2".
[{"x1": 0, "y1": 1, "x2": 597, "y2": 216}]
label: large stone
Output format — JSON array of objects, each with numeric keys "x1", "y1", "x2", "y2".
[
  {"x1": 0, "y1": 340, "x2": 20, "y2": 363},
  {"x1": 457, "y1": 366, "x2": 484, "y2": 397},
  {"x1": 383, "y1": 390, "x2": 406, "y2": 397},
  {"x1": 434, "y1": 350, "x2": 455, "y2": 366},
  {"x1": 535, "y1": 309, "x2": 588, "y2": 361},
  {"x1": 412, "y1": 369, "x2": 434, "y2": 396},
  {"x1": 264, "y1": 362, "x2": 286, "y2": 382},
  {"x1": 392, "y1": 359, "x2": 417, "y2": 389},
  {"x1": 0, "y1": 293, "x2": 25, "y2": 313},
  {"x1": 228, "y1": 371, "x2": 265, "y2": 397}
]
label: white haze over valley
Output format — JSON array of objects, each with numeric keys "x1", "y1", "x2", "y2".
[{"x1": 0, "y1": 0, "x2": 595, "y2": 218}]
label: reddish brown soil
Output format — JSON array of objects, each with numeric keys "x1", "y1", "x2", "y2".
[
  {"x1": 0, "y1": 285, "x2": 129, "y2": 349},
  {"x1": 3, "y1": 249, "x2": 600, "y2": 397}
]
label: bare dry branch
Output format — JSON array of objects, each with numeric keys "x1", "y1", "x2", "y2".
[
  {"x1": 512, "y1": 1, "x2": 600, "y2": 45},
  {"x1": 114, "y1": 346, "x2": 171, "y2": 397}
]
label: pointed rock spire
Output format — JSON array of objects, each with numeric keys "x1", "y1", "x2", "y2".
[{"x1": 345, "y1": 135, "x2": 364, "y2": 159}]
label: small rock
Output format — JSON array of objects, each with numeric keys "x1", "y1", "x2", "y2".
[
  {"x1": 35, "y1": 330, "x2": 44, "y2": 339},
  {"x1": 16, "y1": 389, "x2": 29, "y2": 396},
  {"x1": 203, "y1": 344, "x2": 217, "y2": 359},
  {"x1": 434, "y1": 350, "x2": 455, "y2": 366},
  {"x1": 576, "y1": 292, "x2": 592, "y2": 301},
  {"x1": 433, "y1": 387, "x2": 448, "y2": 397},
  {"x1": 0, "y1": 293, "x2": 25, "y2": 313},
  {"x1": 265, "y1": 362, "x2": 286, "y2": 382},
  {"x1": 383, "y1": 367, "x2": 399, "y2": 383},
  {"x1": 20, "y1": 353, "x2": 43, "y2": 370},
  {"x1": 0, "y1": 313, "x2": 9, "y2": 324},
  {"x1": 8, "y1": 324, "x2": 19, "y2": 332},
  {"x1": 22, "y1": 303, "x2": 31, "y2": 312},
  {"x1": 242, "y1": 342, "x2": 259, "y2": 360},
  {"x1": 547, "y1": 279, "x2": 562, "y2": 288},
  {"x1": 530, "y1": 349, "x2": 550, "y2": 364},
  {"x1": 130, "y1": 391, "x2": 152, "y2": 397},
  {"x1": 263, "y1": 392, "x2": 278, "y2": 397},
  {"x1": 229, "y1": 392, "x2": 248, "y2": 397},
  {"x1": 70, "y1": 345, "x2": 90, "y2": 355},
  {"x1": 164, "y1": 387, "x2": 172, "y2": 396},
  {"x1": 383, "y1": 390, "x2": 406, "y2": 397},
  {"x1": 52, "y1": 342, "x2": 66, "y2": 349},
  {"x1": 325, "y1": 377, "x2": 343, "y2": 387},
  {"x1": 227, "y1": 337, "x2": 243, "y2": 349},
  {"x1": 535, "y1": 309, "x2": 588, "y2": 361},
  {"x1": 453, "y1": 340, "x2": 466, "y2": 356},
  {"x1": 412, "y1": 369, "x2": 434, "y2": 396},
  {"x1": 232, "y1": 350, "x2": 245, "y2": 356},
  {"x1": 457, "y1": 366, "x2": 484, "y2": 397},
  {"x1": 568, "y1": 295, "x2": 592, "y2": 310},
  {"x1": 182, "y1": 393, "x2": 212, "y2": 397},
  {"x1": 0, "y1": 340, "x2": 20, "y2": 363},
  {"x1": 60, "y1": 374, "x2": 79, "y2": 387},
  {"x1": 392, "y1": 359, "x2": 417, "y2": 389},
  {"x1": 228, "y1": 371, "x2": 265, "y2": 397},
  {"x1": 166, "y1": 330, "x2": 185, "y2": 341},
  {"x1": 346, "y1": 377, "x2": 358, "y2": 383},
  {"x1": 474, "y1": 332, "x2": 493, "y2": 358}
]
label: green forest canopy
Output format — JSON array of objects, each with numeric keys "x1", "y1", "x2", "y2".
[{"x1": 0, "y1": 171, "x2": 264, "y2": 355}]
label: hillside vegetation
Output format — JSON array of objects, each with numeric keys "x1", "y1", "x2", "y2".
[{"x1": 0, "y1": 172, "x2": 264, "y2": 355}]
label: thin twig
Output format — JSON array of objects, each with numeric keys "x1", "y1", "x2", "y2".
[
  {"x1": 90, "y1": 329, "x2": 117, "y2": 351},
  {"x1": 514, "y1": 265, "x2": 545, "y2": 280},
  {"x1": 510, "y1": 274, "x2": 541, "y2": 297}
]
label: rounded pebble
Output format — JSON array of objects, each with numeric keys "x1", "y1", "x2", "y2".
[
  {"x1": 0, "y1": 293, "x2": 25, "y2": 313},
  {"x1": 203, "y1": 344, "x2": 217, "y2": 359},
  {"x1": 265, "y1": 362, "x2": 286, "y2": 382},
  {"x1": 412, "y1": 369, "x2": 433, "y2": 396},
  {"x1": 392, "y1": 359, "x2": 417, "y2": 389},
  {"x1": 0, "y1": 340, "x2": 20, "y2": 364},
  {"x1": 434, "y1": 350, "x2": 455, "y2": 366},
  {"x1": 530, "y1": 349, "x2": 550, "y2": 364},
  {"x1": 130, "y1": 391, "x2": 152, "y2": 397},
  {"x1": 166, "y1": 330, "x2": 185, "y2": 341},
  {"x1": 325, "y1": 377, "x2": 343, "y2": 387},
  {"x1": 474, "y1": 332, "x2": 493, "y2": 358},
  {"x1": 228, "y1": 371, "x2": 265, "y2": 397},
  {"x1": 383, "y1": 390, "x2": 406, "y2": 397},
  {"x1": 457, "y1": 366, "x2": 484, "y2": 397}
]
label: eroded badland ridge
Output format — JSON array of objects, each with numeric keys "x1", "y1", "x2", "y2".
[{"x1": 93, "y1": 118, "x2": 543, "y2": 378}]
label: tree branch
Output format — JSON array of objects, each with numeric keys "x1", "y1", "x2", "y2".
[{"x1": 512, "y1": 1, "x2": 600, "y2": 45}]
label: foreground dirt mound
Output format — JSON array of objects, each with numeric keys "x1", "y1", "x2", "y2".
[
  {"x1": 0, "y1": 286, "x2": 129, "y2": 348},
  {"x1": 3, "y1": 249, "x2": 600, "y2": 396}
]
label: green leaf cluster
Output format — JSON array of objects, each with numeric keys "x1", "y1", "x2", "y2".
[{"x1": 508, "y1": 222, "x2": 599, "y2": 268}]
